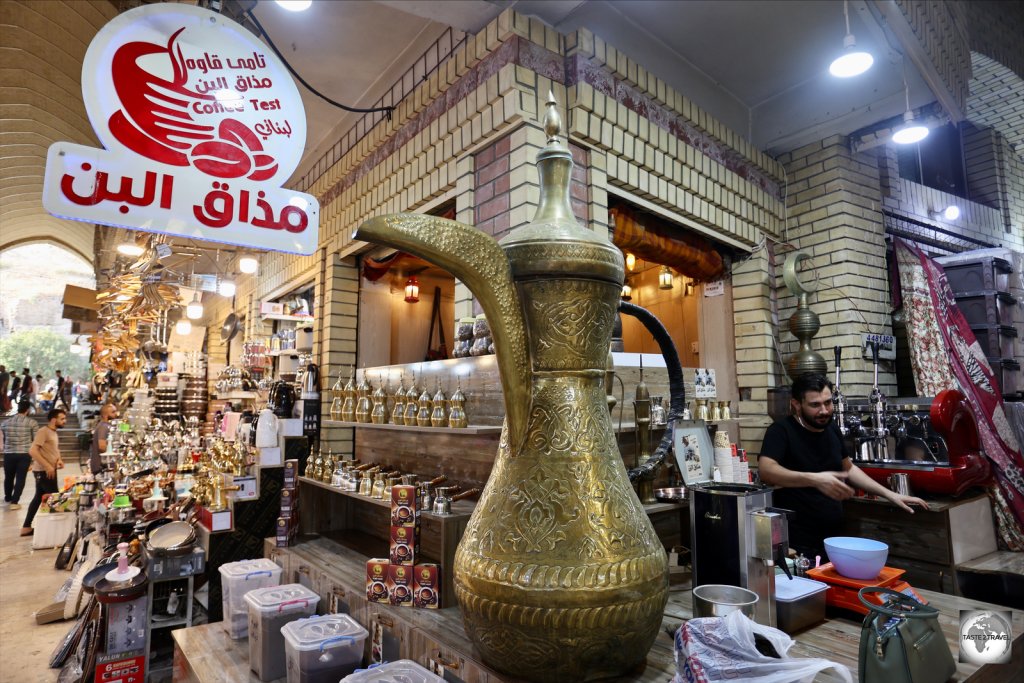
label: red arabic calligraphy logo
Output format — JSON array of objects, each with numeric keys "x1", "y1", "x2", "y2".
[{"x1": 108, "y1": 27, "x2": 278, "y2": 181}]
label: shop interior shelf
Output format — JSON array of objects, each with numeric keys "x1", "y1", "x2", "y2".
[
  {"x1": 298, "y1": 475, "x2": 476, "y2": 517},
  {"x1": 212, "y1": 391, "x2": 260, "y2": 401},
  {"x1": 322, "y1": 420, "x2": 502, "y2": 435},
  {"x1": 260, "y1": 313, "x2": 315, "y2": 323}
]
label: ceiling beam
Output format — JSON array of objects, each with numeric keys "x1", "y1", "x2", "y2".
[{"x1": 872, "y1": 0, "x2": 965, "y2": 122}]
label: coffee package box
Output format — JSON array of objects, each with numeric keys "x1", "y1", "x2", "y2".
[
  {"x1": 366, "y1": 558, "x2": 390, "y2": 603},
  {"x1": 389, "y1": 526, "x2": 415, "y2": 566},
  {"x1": 390, "y1": 485, "x2": 417, "y2": 526},
  {"x1": 283, "y1": 459, "x2": 299, "y2": 487},
  {"x1": 413, "y1": 563, "x2": 440, "y2": 609},
  {"x1": 388, "y1": 564, "x2": 413, "y2": 607},
  {"x1": 280, "y1": 487, "x2": 299, "y2": 517}
]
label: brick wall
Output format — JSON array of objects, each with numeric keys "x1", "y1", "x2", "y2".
[
  {"x1": 774, "y1": 136, "x2": 896, "y2": 402},
  {"x1": 963, "y1": 0, "x2": 1024, "y2": 81},
  {"x1": 894, "y1": 0, "x2": 971, "y2": 115}
]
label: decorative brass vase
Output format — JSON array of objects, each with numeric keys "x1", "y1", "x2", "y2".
[
  {"x1": 355, "y1": 94, "x2": 667, "y2": 682},
  {"x1": 783, "y1": 251, "x2": 827, "y2": 377}
]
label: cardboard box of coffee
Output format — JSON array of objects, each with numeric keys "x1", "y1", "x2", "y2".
[
  {"x1": 280, "y1": 487, "x2": 299, "y2": 517},
  {"x1": 366, "y1": 558, "x2": 390, "y2": 603},
  {"x1": 413, "y1": 563, "x2": 440, "y2": 609},
  {"x1": 388, "y1": 564, "x2": 413, "y2": 607},
  {"x1": 389, "y1": 525, "x2": 416, "y2": 565},
  {"x1": 283, "y1": 459, "x2": 299, "y2": 487},
  {"x1": 390, "y1": 484, "x2": 417, "y2": 526}
]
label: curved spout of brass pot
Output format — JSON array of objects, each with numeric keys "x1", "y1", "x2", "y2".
[{"x1": 353, "y1": 213, "x2": 531, "y2": 453}]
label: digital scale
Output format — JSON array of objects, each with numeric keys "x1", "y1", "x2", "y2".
[{"x1": 806, "y1": 562, "x2": 926, "y2": 615}]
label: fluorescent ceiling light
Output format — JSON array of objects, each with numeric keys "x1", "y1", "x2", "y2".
[
  {"x1": 117, "y1": 243, "x2": 144, "y2": 256},
  {"x1": 186, "y1": 292, "x2": 204, "y2": 320},
  {"x1": 892, "y1": 110, "x2": 929, "y2": 145},
  {"x1": 218, "y1": 279, "x2": 237, "y2": 297},
  {"x1": 276, "y1": 0, "x2": 312, "y2": 11},
  {"x1": 239, "y1": 256, "x2": 259, "y2": 274},
  {"x1": 829, "y1": 35, "x2": 874, "y2": 78}
]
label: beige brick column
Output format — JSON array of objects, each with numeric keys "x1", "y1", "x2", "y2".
[
  {"x1": 318, "y1": 254, "x2": 359, "y2": 457},
  {"x1": 776, "y1": 136, "x2": 896, "y2": 400}
]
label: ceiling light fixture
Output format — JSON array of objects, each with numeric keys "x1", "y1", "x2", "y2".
[
  {"x1": 625, "y1": 253, "x2": 636, "y2": 271},
  {"x1": 175, "y1": 319, "x2": 192, "y2": 336},
  {"x1": 404, "y1": 276, "x2": 420, "y2": 303},
  {"x1": 829, "y1": 0, "x2": 873, "y2": 78},
  {"x1": 930, "y1": 205, "x2": 960, "y2": 221},
  {"x1": 892, "y1": 67, "x2": 929, "y2": 145},
  {"x1": 218, "y1": 278, "x2": 237, "y2": 297},
  {"x1": 186, "y1": 291, "x2": 204, "y2": 320},
  {"x1": 659, "y1": 266, "x2": 674, "y2": 290},
  {"x1": 275, "y1": 0, "x2": 312, "y2": 11},
  {"x1": 621, "y1": 282, "x2": 633, "y2": 301},
  {"x1": 239, "y1": 256, "x2": 259, "y2": 274},
  {"x1": 69, "y1": 336, "x2": 83, "y2": 354},
  {"x1": 117, "y1": 242, "x2": 144, "y2": 257}
]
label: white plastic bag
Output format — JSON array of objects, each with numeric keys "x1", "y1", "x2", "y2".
[{"x1": 673, "y1": 610, "x2": 852, "y2": 683}]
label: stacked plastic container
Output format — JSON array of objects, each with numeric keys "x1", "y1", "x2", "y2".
[
  {"x1": 218, "y1": 558, "x2": 283, "y2": 639},
  {"x1": 282, "y1": 613, "x2": 368, "y2": 683},
  {"x1": 244, "y1": 583, "x2": 320, "y2": 681},
  {"x1": 341, "y1": 660, "x2": 445, "y2": 682}
]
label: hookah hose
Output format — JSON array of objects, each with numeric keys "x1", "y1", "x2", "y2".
[{"x1": 617, "y1": 301, "x2": 687, "y2": 482}]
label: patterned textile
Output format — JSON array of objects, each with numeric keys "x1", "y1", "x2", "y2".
[
  {"x1": 1, "y1": 413, "x2": 37, "y2": 453},
  {"x1": 894, "y1": 240, "x2": 1024, "y2": 550}
]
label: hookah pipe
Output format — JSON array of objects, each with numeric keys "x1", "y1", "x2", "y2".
[{"x1": 619, "y1": 301, "x2": 686, "y2": 483}]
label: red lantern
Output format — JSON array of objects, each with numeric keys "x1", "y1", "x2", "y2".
[{"x1": 404, "y1": 276, "x2": 420, "y2": 303}]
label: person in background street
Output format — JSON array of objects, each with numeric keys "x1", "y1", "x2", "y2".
[
  {"x1": 21, "y1": 407, "x2": 66, "y2": 537},
  {"x1": 9, "y1": 372, "x2": 22, "y2": 410},
  {"x1": 2, "y1": 400, "x2": 38, "y2": 511},
  {"x1": 54, "y1": 370, "x2": 66, "y2": 408},
  {"x1": 89, "y1": 403, "x2": 118, "y2": 475},
  {"x1": 60, "y1": 375, "x2": 73, "y2": 411},
  {"x1": 0, "y1": 365, "x2": 10, "y2": 414},
  {"x1": 17, "y1": 369, "x2": 32, "y2": 405}
]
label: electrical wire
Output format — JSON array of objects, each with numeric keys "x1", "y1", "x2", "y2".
[{"x1": 245, "y1": 9, "x2": 394, "y2": 119}]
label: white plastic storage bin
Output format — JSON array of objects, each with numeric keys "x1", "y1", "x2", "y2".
[
  {"x1": 282, "y1": 613, "x2": 368, "y2": 683},
  {"x1": 32, "y1": 512, "x2": 76, "y2": 549},
  {"x1": 244, "y1": 583, "x2": 320, "y2": 681},
  {"x1": 341, "y1": 660, "x2": 445, "y2": 682},
  {"x1": 219, "y1": 558, "x2": 283, "y2": 639}
]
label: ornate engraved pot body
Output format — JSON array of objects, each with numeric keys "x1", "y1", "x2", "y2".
[{"x1": 355, "y1": 97, "x2": 668, "y2": 682}]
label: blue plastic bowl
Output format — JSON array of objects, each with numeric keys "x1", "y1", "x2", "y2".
[{"x1": 824, "y1": 537, "x2": 889, "y2": 580}]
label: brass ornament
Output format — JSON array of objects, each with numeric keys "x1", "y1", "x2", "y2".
[
  {"x1": 355, "y1": 92, "x2": 667, "y2": 681},
  {"x1": 783, "y1": 251, "x2": 827, "y2": 377}
]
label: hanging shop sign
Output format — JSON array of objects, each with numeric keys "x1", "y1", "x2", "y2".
[{"x1": 42, "y1": 3, "x2": 319, "y2": 255}]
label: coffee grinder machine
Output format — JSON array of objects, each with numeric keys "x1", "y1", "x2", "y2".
[{"x1": 690, "y1": 483, "x2": 791, "y2": 627}]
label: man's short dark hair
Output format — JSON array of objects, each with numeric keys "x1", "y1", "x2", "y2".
[
  {"x1": 17, "y1": 400, "x2": 31, "y2": 414},
  {"x1": 791, "y1": 374, "x2": 834, "y2": 402},
  {"x1": 47, "y1": 408, "x2": 67, "y2": 421}
]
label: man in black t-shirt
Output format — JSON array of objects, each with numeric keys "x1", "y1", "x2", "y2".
[{"x1": 758, "y1": 374, "x2": 928, "y2": 559}]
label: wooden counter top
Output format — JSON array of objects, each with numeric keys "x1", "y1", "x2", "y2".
[{"x1": 175, "y1": 534, "x2": 1023, "y2": 682}]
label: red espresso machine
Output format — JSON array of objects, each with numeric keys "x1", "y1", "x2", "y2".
[{"x1": 833, "y1": 344, "x2": 990, "y2": 496}]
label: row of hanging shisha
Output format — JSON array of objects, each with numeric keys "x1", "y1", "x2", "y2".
[{"x1": 329, "y1": 368, "x2": 469, "y2": 429}]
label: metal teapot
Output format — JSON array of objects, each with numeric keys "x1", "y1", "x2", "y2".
[{"x1": 354, "y1": 93, "x2": 667, "y2": 682}]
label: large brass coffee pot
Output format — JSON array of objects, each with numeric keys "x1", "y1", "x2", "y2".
[{"x1": 355, "y1": 94, "x2": 668, "y2": 681}]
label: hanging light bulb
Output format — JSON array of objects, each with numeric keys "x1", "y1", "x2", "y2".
[
  {"x1": 175, "y1": 319, "x2": 192, "y2": 335},
  {"x1": 404, "y1": 276, "x2": 420, "y2": 303},
  {"x1": 892, "y1": 110, "x2": 929, "y2": 145},
  {"x1": 186, "y1": 291, "x2": 204, "y2": 319},
  {"x1": 275, "y1": 0, "x2": 312, "y2": 10},
  {"x1": 625, "y1": 253, "x2": 636, "y2": 271},
  {"x1": 829, "y1": 1, "x2": 873, "y2": 78},
  {"x1": 892, "y1": 68, "x2": 929, "y2": 145},
  {"x1": 239, "y1": 256, "x2": 259, "y2": 274},
  {"x1": 659, "y1": 266, "x2": 674, "y2": 290},
  {"x1": 69, "y1": 336, "x2": 83, "y2": 354},
  {"x1": 621, "y1": 281, "x2": 632, "y2": 301},
  {"x1": 117, "y1": 242, "x2": 145, "y2": 257},
  {"x1": 218, "y1": 279, "x2": 236, "y2": 297}
]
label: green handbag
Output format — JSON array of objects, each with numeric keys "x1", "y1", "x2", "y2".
[{"x1": 857, "y1": 586, "x2": 956, "y2": 683}]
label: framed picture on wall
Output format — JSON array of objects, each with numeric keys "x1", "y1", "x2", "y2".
[{"x1": 674, "y1": 421, "x2": 713, "y2": 485}]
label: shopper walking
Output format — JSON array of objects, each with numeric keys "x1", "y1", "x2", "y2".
[
  {"x1": 2, "y1": 400, "x2": 38, "y2": 510},
  {"x1": 0, "y1": 365, "x2": 10, "y2": 414},
  {"x1": 89, "y1": 403, "x2": 118, "y2": 475},
  {"x1": 9, "y1": 372, "x2": 22, "y2": 409},
  {"x1": 17, "y1": 369, "x2": 32, "y2": 404},
  {"x1": 21, "y1": 408, "x2": 65, "y2": 537}
]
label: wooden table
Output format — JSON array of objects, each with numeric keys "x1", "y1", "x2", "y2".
[{"x1": 174, "y1": 536, "x2": 1023, "y2": 682}]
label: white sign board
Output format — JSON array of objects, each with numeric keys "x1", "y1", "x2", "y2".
[
  {"x1": 42, "y1": 3, "x2": 319, "y2": 254},
  {"x1": 693, "y1": 368, "x2": 717, "y2": 399},
  {"x1": 703, "y1": 280, "x2": 725, "y2": 297}
]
